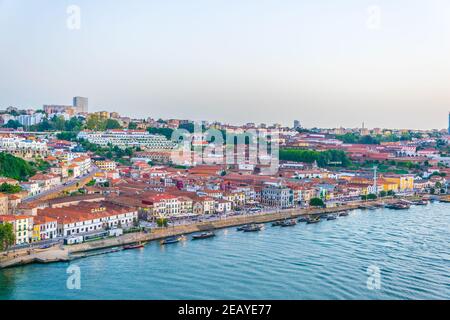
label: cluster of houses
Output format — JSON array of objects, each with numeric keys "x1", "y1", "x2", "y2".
[
  {"x1": 0, "y1": 197, "x2": 138, "y2": 245},
  {"x1": 0, "y1": 124, "x2": 449, "y2": 247}
]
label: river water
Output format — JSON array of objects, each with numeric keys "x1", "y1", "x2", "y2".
[{"x1": 1, "y1": 202, "x2": 449, "y2": 299}]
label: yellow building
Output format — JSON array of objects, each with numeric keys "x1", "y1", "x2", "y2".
[
  {"x1": 382, "y1": 175, "x2": 414, "y2": 191},
  {"x1": 32, "y1": 224, "x2": 41, "y2": 242}
]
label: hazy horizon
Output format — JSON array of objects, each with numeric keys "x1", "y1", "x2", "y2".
[{"x1": 1, "y1": 0, "x2": 449, "y2": 130}]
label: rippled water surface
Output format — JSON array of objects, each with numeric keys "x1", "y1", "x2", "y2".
[{"x1": 1, "y1": 203, "x2": 449, "y2": 299}]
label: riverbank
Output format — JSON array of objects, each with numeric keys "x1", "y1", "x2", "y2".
[
  {"x1": 0, "y1": 196, "x2": 444, "y2": 269},
  {"x1": 3, "y1": 201, "x2": 448, "y2": 300}
]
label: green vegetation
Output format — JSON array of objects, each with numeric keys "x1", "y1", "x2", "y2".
[
  {"x1": 147, "y1": 127, "x2": 174, "y2": 139},
  {"x1": 29, "y1": 116, "x2": 84, "y2": 132},
  {"x1": 29, "y1": 159, "x2": 51, "y2": 172},
  {"x1": 362, "y1": 194, "x2": 377, "y2": 201},
  {"x1": 0, "y1": 223, "x2": 15, "y2": 251},
  {"x1": 86, "y1": 180, "x2": 96, "y2": 187},
  {"x1": 128, "y1": 122, "x2": 138, "y2": 130},
  {"x1": 56, "y1": 131, "x2": 78, "y2": 141},
  {"x1": 3, "y1": 120, "x2": 22, "y2": 129},
  {"x1": 86, "y1": 115, "x2": 122, "y2": 131},
  {"x1": 334, "y1": 132, "x2": 420, "y2": 145},
  {"x1": 309, "y1": 198, "x2": 325, "y2": 207},
  {"x1": 0, "y1": 183, "x2": 22, "y2": 194},
  {"x1": 78, "y1": 139, "x2": 135, "y2": 160},
  {"x1": 280, "y1": 149, "x2": 350, "y2": 167},
  {"x1": 0, "y1": 152, "x2": 36, "y2": 181},
  {"x1": 156, "y1": 218, "x2": 169, "y2": 228}
]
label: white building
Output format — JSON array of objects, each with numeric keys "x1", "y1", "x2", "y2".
[
  {"x1": 38, "y1": 203, "x2": 138, "y2": 237},
  {"x1": 20, "y1": 181, "x2": 41, "y2": 196},
  {"x1": 215, "y1": 199, "x2": 232, "y2": 213},
  {"x1": 0, "y1": 136, "x2": 48, "y2": 157},
  {"x1": 34, "y1": 216, "x2": 58, "y2": 240},
  {"x1": 16, "y1": 113, "x2": 44, "y2": 127},
  {"x1": 77, "y1": 129, "x2": 175, "y2": 150},
  {"x1": 261, "y1": 183, "x2": 294, "y2": 208}
]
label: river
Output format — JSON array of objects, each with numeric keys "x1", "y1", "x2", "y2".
[{"x1": 1, "y1": 202, "x2": 449, "y2": 299}]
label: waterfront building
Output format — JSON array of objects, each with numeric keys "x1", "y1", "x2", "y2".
[
  {"x1": 215, "y1": 199, "x2": 232, "y2": 213},
  {"x1": 0, "y1": 215, "x2": 32, "y2": 245},
  {"x1": 261, "y1": 183, "x2": 294, "y2": 208},
  {"x1": 32, "y1": 216, "x2": 58, "y2": 241},
  {"x1": 192, "y1": 196, "x2": 216, "y2": 215},
  {"x1": 37, "y1": 201, "x2": 138, "y2": 237},
  {"x1": 178, "y1": 196, "x2": 194, "y2": 214},
  {"x1": 142, "y1": 194, "x2": 181, "y2": 218},
  {"x1": 77, "y1": 129, "x2": 176, "y2": 150},
  {"x1": 382, "y1": 174, "x2": 415, "y2": 192}
]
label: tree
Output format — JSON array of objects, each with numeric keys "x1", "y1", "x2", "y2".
[
  {"x1": 128, "y1": 122, "x2": 138, "y2": 130},
  {"x1": 156, "y1": 218, "x2": 168, "y2": 228},
  {"x1": 0, "y1": 223, "x2": 15, "y2": 251},
  {"x1": 367, "y1": 194, "x2": 377, "y2": 200},
  {"x1": 379, "y1": 190, "x2": 387, "y2": 197},
  {"x1": 309, "y1": 198, "x2": 325, "y2": 207},
  {"x1": 86, "y1": 180, "x2": 96, "y2": 187},
  {"x1": 56, "y1": 132, "x2": 78, "y2": 141},
  {"x1": 105, "y1": 119, "x2": 122, "y2": 129},
  {"x1": 147, "y1": 127, "x2": 174, "y2": 140},
  {"x1": 86, "y1": 114, "x2": 107, "y2": 131},
  {"x1": 0, "y1": 183, "x2": 22, "y2": 194},
  {"x1": 0, "y1": 152, "x2": 36, "y2": 181},
  {"x1": 3, "y1": 120, "x2": 22, "y2": 129},
  {"x1": 279, "y1": 149, "x2": 350, "y2": 167},
  {"x1": 52, "y1": 115, "x2": 66, "y2": 131}
]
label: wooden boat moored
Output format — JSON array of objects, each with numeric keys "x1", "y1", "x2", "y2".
[
  {"x1": 192, "y1": 231, "x2": 216, "y2": 240},
  {"x1": 124, "y1": 242, "x2": 146, "y2": 250},
  {"x1": 160, "y1": 236, "x2": 184, "y2": 245},
  {"x1": 306, "y1": 217, "x2": 321, "y2": 224},
  {"x1": 243, "y1": 224, "x2": 263, "y2": 232},
  {"x1": 280, "y1": 219, "x2": 297, "y2": 227}
]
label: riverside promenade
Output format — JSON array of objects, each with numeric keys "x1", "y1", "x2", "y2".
[{"x1": 1, "y1": 198, "x2": 413, "y2": 269}]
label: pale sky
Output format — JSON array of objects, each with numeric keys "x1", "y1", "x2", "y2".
[{"x1": 1, "y1": 0, "x2": 449, "y2": 129}]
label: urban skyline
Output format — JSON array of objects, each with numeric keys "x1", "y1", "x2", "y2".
[
  {"x1": 1, "y1": 0, "x2": 450, "y2": 129},
  {"x1": 2, "y1": 95, "x2": 450, "y2": 132}
]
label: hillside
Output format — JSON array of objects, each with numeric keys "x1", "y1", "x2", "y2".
[{"x1": 0, "y1": 152, "x2": 37, "y2": 181}]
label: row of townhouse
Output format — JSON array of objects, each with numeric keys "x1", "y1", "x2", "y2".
[
  {"x1": 0, "y1": 201, "x2": 138, "y2": 247},
  {"x1": 77, "y1": 129, "x2": 176, "y2": 150},
  {"x1": 37, "y1": 202, "x2": 138, "y2": 238},
  {"x1": 139, "y1": 192, "x2": 233, "y2": 219},
  {"x1": 0, "y1": 136, "x2": 48, "y2": 159},
  {"x1": 0, "y1": 213, "x2": 57, "y2": 244}
]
